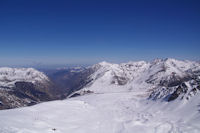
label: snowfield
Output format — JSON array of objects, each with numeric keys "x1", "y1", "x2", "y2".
[
  {"x1": 0, "y1": 90, "x2": 200, "y2": 133},
  {"x1": 0, "y1": 58, "x2": 200, "y2": 133}
]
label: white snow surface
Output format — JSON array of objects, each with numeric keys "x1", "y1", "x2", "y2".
[
  {"x1": 0, "y1": 67, "x2": 49, "y2": 89},
  {"x1": 0, "y1": 59, "x2": 200, "y2": 133},
  {"x1": 0, "y1": 89, "x2": 199, "y2": 133}
]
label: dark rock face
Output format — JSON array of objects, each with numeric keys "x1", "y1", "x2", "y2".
[
  {"x1": 167, "y1": 83, "x2": 188, "y2": 101},
  {"x1": 159, "y1": 75, "x2": 191, "y2": 87},
  {"x1": 149, "y1": 76, "x2": 200, "y2": 102},
  {"x1": 13, "y1": 82, "x2": 52, "y2": 101},
  {"x1": 0, "y1": 81, "x2": 55, "y2": 110},
  {"x1": 111, "y1": 75, "x2": 128, "y2": 85}
]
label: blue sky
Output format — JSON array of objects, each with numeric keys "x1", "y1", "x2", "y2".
[{"x1": 0, "y1": 0, "x2": 200, "y2": 66}]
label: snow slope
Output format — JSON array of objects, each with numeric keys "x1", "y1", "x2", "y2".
[
  {"x1": 0, "y1": 88, "x2": 199, "y2": 133},
  {"x1": 0, "y1": 58, "x2": 200, "y2": 133}
]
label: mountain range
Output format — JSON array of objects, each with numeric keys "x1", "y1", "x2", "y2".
[{"x1": 0, "y1": 58, "x2": 200, "y2": 133}]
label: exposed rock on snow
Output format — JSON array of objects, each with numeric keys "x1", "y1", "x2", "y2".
[
  {"x1": 85, "y1": 58, "x2": 200, "y2": 101},
  {"x1": 0, "y1": 67, "x2": 54, "y2": 109},
  {"x1": 0, "y1": 67, "x2": 49, "y2": 87}
]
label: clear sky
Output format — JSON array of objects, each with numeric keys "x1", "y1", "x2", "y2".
[{"x1": 0, "y1": 0, "x2": 200, "y2": 66}]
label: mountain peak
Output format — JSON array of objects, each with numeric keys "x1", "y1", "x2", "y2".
[{"x1": 98, "y1": 61, "x2": 113, "y2": 66}]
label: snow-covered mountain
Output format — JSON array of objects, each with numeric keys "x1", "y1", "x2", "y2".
[
  {"x1": 0, "y1": 58, "x2": 200, "y2": 133},
  {"x1": 0, "y1": 67, "x2": 55, "y2": 109},
  {"x1": 0, "y1": 67, "x2": 50, "y2": 89},
  {"x1": 73, "y1": 58, "x2": 200, "y2": 100}
]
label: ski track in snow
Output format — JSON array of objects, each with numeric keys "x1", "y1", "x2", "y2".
[{"x1": 0, "y1": 90, "x2": 199, "y2": 133}]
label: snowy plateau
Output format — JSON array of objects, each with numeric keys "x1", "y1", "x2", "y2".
[{"x1": 0, "y1": 58, "x2": 200, "y2": 133}]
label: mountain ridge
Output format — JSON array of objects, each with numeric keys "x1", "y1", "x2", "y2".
[
  {"x1": 72, "y1": 58, "x2": 200, "y2": 102},
  {"x1": 0, "y1": 58, "x2": 200, "y2": 109},
  {"x1": 0, "y1": 58, "x2": 200, "y2": 133}
]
